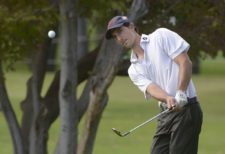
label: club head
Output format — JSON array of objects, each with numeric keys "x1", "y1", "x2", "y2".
[{"x1": 112, "y1": 128, "x2": 130, "y2": 137}]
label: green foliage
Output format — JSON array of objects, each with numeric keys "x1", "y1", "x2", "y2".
[
  {"x1": 79, "y1": 0, "x2": 132, "y2": 29},
  {"x1": 0, "y1": 1, "x2": 58, "y2": 68},
  {"x1": 1, "y1": 0, "x2": 224, "y2": 68},
  {"x1": 139, "y1": 0, "x2": 225, "y2": 59},
  {"x1": 78, "y1": 0, "x2": 225, "y2": 59}
]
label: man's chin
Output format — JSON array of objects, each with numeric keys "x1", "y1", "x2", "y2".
[{"x1": 123, "y1": 44, "x2": 132, "y2": 49}]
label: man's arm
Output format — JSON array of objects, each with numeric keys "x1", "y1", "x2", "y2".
[
  {"x1": 146, "y1": 52, "x2": 192, "y2": 110},
  {"x1": 174, "y1": 52, "x2": 192, "y2": 91},
  {"x1": 172, "y1": 51, "x2": 192, "y2": 109},
  {"x1": 146, "y1": 83, "x2": 176, "y2": 109}
]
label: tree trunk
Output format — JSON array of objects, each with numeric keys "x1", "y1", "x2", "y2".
[
  {"x1": 77, "y1": 0, "x2": 148, "y2": 153},
  {"x1": 21, "y1": 39, "x2": 50, "y2": 154},
  {"x1": 77, "y1": 39, "x2": 124, "y2": 154},
  {"x1": 20, "y1": 1, "x2": 147, "y2": 153},
  {"x1": 56, "y1": 0, "x2": 78, "y2": 153},
  {"x1": 29, "y1": 41, "x2": 50, "y2": 154},
  {"x1": 77, "y1": 93, "x2": 108, "y2": 154},
  {"x1": 0, "y1": 62, "x2": 25, "y2": 154},
  {"x1": 78, "y1": 17, "x2": 88, "y2": 59},
  {"x1": 21, "y1": 78, "x2": 33, "y2": 154}
]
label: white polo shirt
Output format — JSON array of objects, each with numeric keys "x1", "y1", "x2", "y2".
[{"x1": 128, "y1": 28, "x2": 196, "y2": 100}]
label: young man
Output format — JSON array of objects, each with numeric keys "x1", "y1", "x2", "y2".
[{"x1": 105, "y1": 16, "x2": 203, "y2": 154}]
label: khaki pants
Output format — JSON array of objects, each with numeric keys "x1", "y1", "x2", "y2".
[{"x1": 151, "y1": 102, "x2": 203, "y2": 154}]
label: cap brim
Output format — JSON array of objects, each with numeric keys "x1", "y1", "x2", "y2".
[
  {"x1": 105, "y1": 22, "x2": 129, "y2": 39},
  {"x1": 105, "y1": 26, "x2": 121, "y2": 40}
]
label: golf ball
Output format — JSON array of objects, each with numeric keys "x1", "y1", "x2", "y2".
[{"x1": 48, "y1": 30, "x2": 56, "y2": 38}]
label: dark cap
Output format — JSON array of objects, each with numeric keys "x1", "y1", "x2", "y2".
[{"x1": 105, "y1": 16, "x2": 130, "y2": 39}]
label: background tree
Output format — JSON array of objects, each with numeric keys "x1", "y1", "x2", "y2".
[
  {"x1": 0, "y1": 1, "x2": 57, "y2": 154},
  {"x1": 0, "y1": 0, "x2": 224, "y2": 154},
  {"x1": 56, "y1": 0, "x2": 78, "y2": 153},
  {"x1": 140, "y1": 0, "x2": 225, "y2": 59}
]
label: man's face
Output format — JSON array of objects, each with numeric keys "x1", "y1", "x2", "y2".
[{"x1": 111, "y1": 26, "x2": 136, "y2": 49}]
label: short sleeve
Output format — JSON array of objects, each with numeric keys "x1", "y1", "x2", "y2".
[
  {"x1": 128, "y1": 65, "x2": 152, "y2": 100},
  {"x1": 157, "y1": 28, "x2": 190, "y2": 59}
]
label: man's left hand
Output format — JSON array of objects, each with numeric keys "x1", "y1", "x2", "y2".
[{"x1": 175, "y1": 90, "x2": 188, "y2": 109}]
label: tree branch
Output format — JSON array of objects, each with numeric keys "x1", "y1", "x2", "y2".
[{"x1": 0, "y1": 62, "x2": 25, "y2": 154}]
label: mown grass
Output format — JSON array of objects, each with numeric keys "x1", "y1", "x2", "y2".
[{"x1": 0, "y1": 55, "x2": 225, "y2": 154}]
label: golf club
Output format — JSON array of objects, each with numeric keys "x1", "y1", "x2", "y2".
[{"x1": 112, "y1": 108, "x2": 170, "y2": 137}]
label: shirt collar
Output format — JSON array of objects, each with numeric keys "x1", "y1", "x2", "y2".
[
  {"x1": 130, "y1": 51, "x2": 138, "y2": 63},
  {"x1": 130, "y1": 34, "x2": 150, "y2": 63}
]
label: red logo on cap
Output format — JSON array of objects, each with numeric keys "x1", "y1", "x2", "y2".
[{"x1": 107, "y1": 18, "x2": 116, "y2": 29}]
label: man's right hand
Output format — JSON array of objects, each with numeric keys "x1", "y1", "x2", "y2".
[{"x1": 166, "y1": 96, "x2": 177, "y2": 110}]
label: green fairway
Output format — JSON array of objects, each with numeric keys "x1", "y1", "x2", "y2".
[{"x1": 0, "y1": 56, "x2": 225, "y2": 154}]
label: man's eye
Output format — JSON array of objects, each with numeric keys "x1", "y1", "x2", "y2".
[{"x1": 118, "y1": 29, "x2": 122, "y2": 33}]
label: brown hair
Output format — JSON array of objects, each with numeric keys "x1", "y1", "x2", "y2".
[{"x1": 123, "y1": 22, "x2": 138, "y2": 33}]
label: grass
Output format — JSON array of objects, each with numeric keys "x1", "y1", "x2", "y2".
[{"x1": 0, "y1": 55, "x2": 225, "y2": 154}]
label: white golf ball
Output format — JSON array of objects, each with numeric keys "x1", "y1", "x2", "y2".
[{"x1": 48, "y1": 30, "x2": 56, "y2": 38}]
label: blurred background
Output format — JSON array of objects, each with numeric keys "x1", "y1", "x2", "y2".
[{"x1": 0, "y1": 0, "x2": 224, "y2": 154}]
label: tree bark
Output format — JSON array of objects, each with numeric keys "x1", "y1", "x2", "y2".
[
  {"x1": 77, "y1": 93, "x2": 108, "y2": 154},
  {"x1": 56, "y1": 0, "x2": 78, "y2": 153},
  {"x1": 0, "y1": 62, "x2": 25, "y2": 154},
  {"x1": 21, "y1": 39, "x2": 50, "y2": 154},
  {"x1": 20, "y1": 78, "x2": 33, "y2": 154},
  {"x1": 78, "y1": 17, "x2": 88, "y2": 59},
  {"x1": 77, "y1": 0, "x2": 149, "y2": 153},
  {"x1": 127, "y1": 0, "x2": 149, "y2": 23},
  {"x1": 77, "y1": 39, "x2": 124, "y2": 154},
  {"x1": 29, "y1": 41, "x2": 50, "y2": 154}
]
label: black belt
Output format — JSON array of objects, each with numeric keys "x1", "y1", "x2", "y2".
[{"x1": 188, "y1": 97, "x2": 198, "y2": 104}]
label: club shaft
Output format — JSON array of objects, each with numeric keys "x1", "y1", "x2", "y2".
[{"x1": 128, "y1": 109, "x2": 170, "y2": 134}]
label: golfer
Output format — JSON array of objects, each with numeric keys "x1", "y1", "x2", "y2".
[{"x1": 105, "y1": 16, "x2": 203, "y2": 154}]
